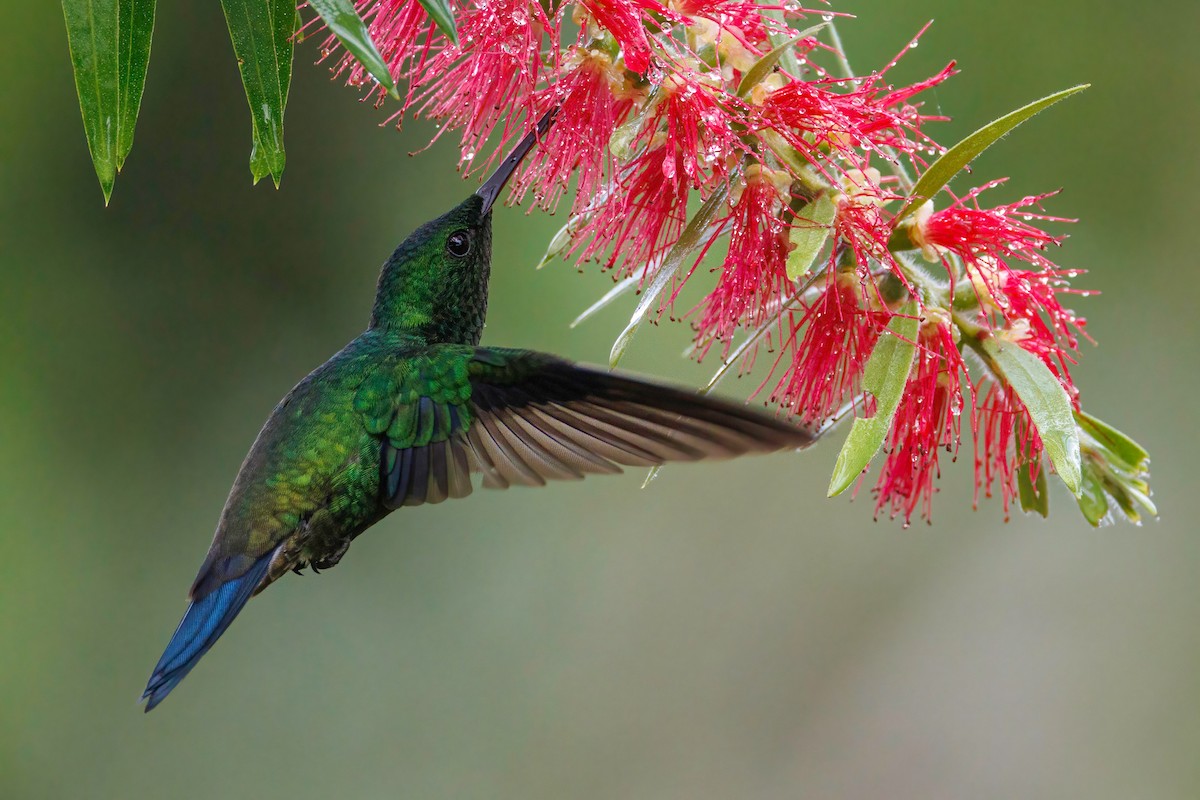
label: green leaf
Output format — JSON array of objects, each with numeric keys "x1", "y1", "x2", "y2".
[
  {"x1": 1106, "y1": 475, "x2": 1156, "y2": 523},
  {"x1": 981, "y1": 336, "x2": 1081, "y2": 495},
  {"x1": 537, "y1": 216, "x2": 583, "y2": 270},
  {"x1": 1072, "y1": 410, "x2": 1155, "y2": 526},
  {"x1": 1076, "y1": 467, "x2": 1109, "y2": 526},
  {"x1": 894, "y1": 84, "x2": 1089, "y2": 224},
  {"x1": 828, "y1": 304, "x2": 919, "y2": 497},
  {"x1": 1075, "y1": 411, "x2": 1149, "y2": 471},
  {"x1": 786, "y1": 191, "x2": 835, "y2": 280},
  {"x1": 220, "y1": 0, "x2": 296, "y2": 186},
  {"x1": 609, "y1": 179, "x2": 733, "y2": 367},
  {"x1": 416, "y1": 0, "x2": 458, "y2": 46},
  {"x1": 572, "y1": 276, "x2": 639, "y2": 329},
  {"x1": 735, "y1": 27, "x2": 824, "y2": 98},
  {"x1": 62, "y1": 0, "x2": 157, "y2": 204},
  {"x1": 307, "y1": 0, "x2": 399, "y2": 100},
  {"x1": 1017, "y1": 460, "x2": 1050, "y2": 517}
]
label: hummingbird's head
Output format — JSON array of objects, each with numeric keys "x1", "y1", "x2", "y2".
[{"x1": 369, "y1": 109, "x2": 556, "y2": 343}]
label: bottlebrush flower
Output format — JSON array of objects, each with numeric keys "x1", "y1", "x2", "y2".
[
  {"x1": 770, "y1": 267, "x2": 888, "y2": 423},
  {"x1": 833, "y1": 168, "x2": 903, "y2": 281},
  {"x1": 508, "y1": 47, "x2": 635, "y2": 213},
  {"x1": 913, "y1": 184, "x2": 1087, "y2": 383},
  {"x1": 753, "y1": 62, "x2": 955, "y2": 177},
  {"x1": 571, "y1": 142, "x2": 691, "y2": 277},
  {"x1": 578, "y1": 0, "x2": 673, "y2": 75},
  {"x1": 696, "y1": 164, "x2": 793, "y2": 348},
  {"x1": 411, "y1": 0, "x2": 558, "y2": 158},
  {"x1": 631, "y1": 66, "x2": 746, "y2": 188},
  {"x1": 973, "y1": 373, "x2": 1043, "y2": 517},
  {"x1": 873, "y1": 313, "x2": 966, "y2": 523},
  {"x1": 674, "y1": 0, "x2": 782, "y2": 51}
]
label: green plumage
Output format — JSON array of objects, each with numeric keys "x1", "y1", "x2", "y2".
[{"x1": 143, "y1": 121, "x2": 816, "y2": 710}]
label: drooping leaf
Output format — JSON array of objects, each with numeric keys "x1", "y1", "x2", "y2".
[
  {"x1": 981, "y1": 336, "x2": 1081, "y2": 495},
  {"x1": 416, "y1": 0, "x2": 458, "y2": 46},
  {"x1": 786, "y1": 191, "x2": 835, "y2": 280},
  {"x1": 894, "y1": 85, "x2": 1089, "y2": 224},
  {"x1": 307, "y1": 0, "x2": 399, "y2": 99},
  {"x1": 62, "y1": 0, "x2": 157, "y2": 204},
  {"x1": 1017, "y1": 459, "x2": 1050, "y2": 517},
  {"x1": 220, "y1": 0, "x2": 296, "y2": 186},
  {"x1": 1072, "y1": 411, "x2": 1156, "y2": 526},
  {"x1": 1075, "y1": 466, "x2": 1109, "y2": 526},
  {"x1": 828, "y1": 304, "x2": 919, "y2": 497},
  {"x1": 609, "y1": 179, "x2": 733, "y2": 367}
]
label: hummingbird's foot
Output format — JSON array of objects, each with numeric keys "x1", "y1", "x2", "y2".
[{"x1": 311, "y1": 539, "x2": 351, "y2": 571}]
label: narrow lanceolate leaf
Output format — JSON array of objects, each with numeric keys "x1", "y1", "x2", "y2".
[
  {"x1": 416, "y1": 0, "x2": 458, "y2": 46},
  {"x1": 307, "y1": 0, "x2": 399, "y2": 99},
  {"x1": 894, "y1": 84, "x2": 1089, "y2": 224},
  {"x1": 62, "y1": 0, "x2": 157, "y2": 204},
  {"x1": 220, "y1": 0, "x2": 296, "y2": 186},
  {"x1": 828, "y1": 304, "x2": 919, "y2": 497},
  {"x1": 572, "y1": 276, "x2": 639, "y2": 328},
  {"x1": 537, "y1": 216, "x2": 581, "y2": 270},
  {"x1": 982, "y1": 336, "x2": 1081, "y2": 495},
  {"x1": 786, "y1": 191, "x2": 835, "y2": 280},
  {"x1": 609, "y1": 179, "x2": 733, "y2": 367},
  {"x1": 1017, "y1": 459, "x2": 1050, "y2": 517}
]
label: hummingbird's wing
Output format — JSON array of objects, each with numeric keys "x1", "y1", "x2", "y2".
[{"x1": 373, "y1": 347, "x2": 816, "y2": 509}]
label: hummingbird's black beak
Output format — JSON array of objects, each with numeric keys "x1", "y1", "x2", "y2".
[{"x1": 476, "y1": 107, "x2": 557, "y2": 216}]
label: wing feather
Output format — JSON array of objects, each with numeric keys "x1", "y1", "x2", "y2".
[{"x1": 372, "y1": 347, "x2": 815, "y2": 507}]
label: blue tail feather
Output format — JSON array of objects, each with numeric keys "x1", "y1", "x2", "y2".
[{"x1": 142, "y1": 549, "x2": 276, "y2": 711}]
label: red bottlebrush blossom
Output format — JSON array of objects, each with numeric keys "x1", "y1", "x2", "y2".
[
  {"x1": 572, "y1": 143, "x2": 690, "y2": 277},
  {"x1": 411, "y1": 0, "x2": 558, "y2": 159},
  {"x1": 873, "y1": 318, "x2": 966, "y2": 523},
  {"x1": 696, "y1": 166, "x2": 793, "y2": 349},
  {"x1": 973, "y1": 375, "x2": 1043, "y2": 517},
  {"x1": 916, "y1": 181, "x2": 1065, "y2": 263},
  {"x1": 633, "y1": 67, "x2": 745, "y2": 188},
  {"x1": 510, "y1": 48, "x2": 635, "y2": 213},
  {"x1": 674, "y1": 0, "x2": 784, "y2": 48},
  {"x1": 770, "y1": 269, "x2": 887, "y2": 423},
  {"x1": 579, "y1": 0, "x2": 671, "y2": 75},
  {"x1": 990, "y1": 269, "x2": 1087, "y2": 389},
  {"x1": 833, "y1": 169, "x2": 903, "y2": 283},
  {"x1": 753, "y1": 62, "x2": 955, "y2": 177},
  {"x1": 915, "y1": 183, "x2": 1087, "y2": 382}
]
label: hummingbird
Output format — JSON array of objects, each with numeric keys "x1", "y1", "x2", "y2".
[{"x1": 141, "y1": 111, "x2": 816, "y2": 711}]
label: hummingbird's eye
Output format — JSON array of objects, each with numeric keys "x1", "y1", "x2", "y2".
[{"x1": 447, "y1": 230, "x2": 472, "y2": 258}]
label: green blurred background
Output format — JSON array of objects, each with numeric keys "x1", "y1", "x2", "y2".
[{"x1": 2, "y1": 2, "x2": 1197, "y2": 797}]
